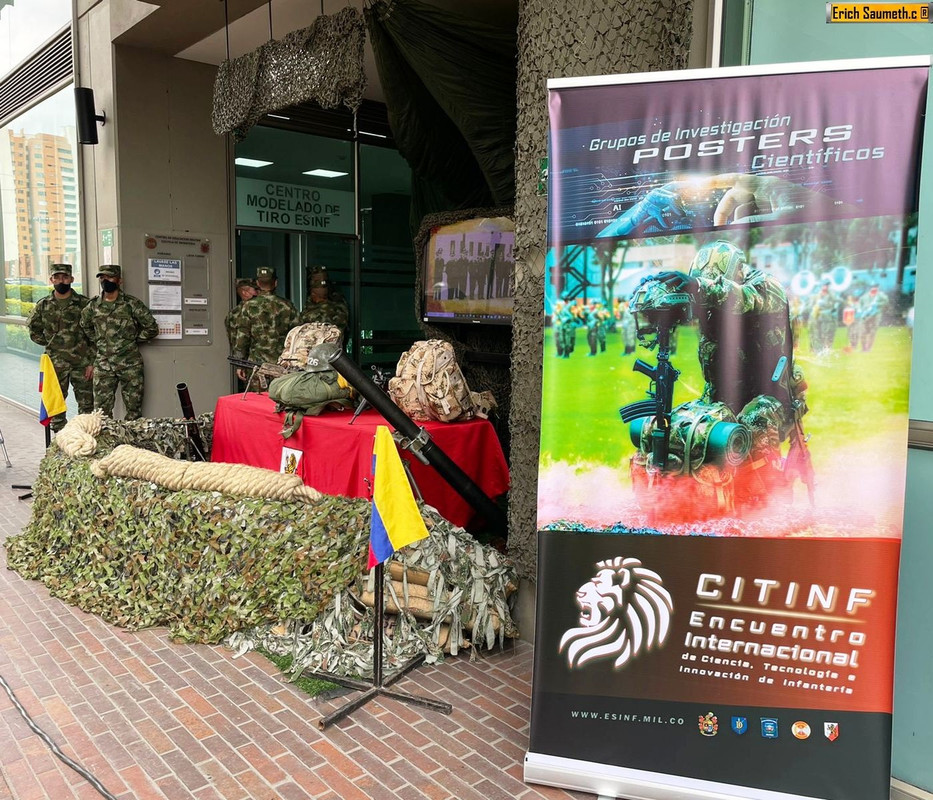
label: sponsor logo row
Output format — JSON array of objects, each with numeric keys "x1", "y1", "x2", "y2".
[{"x1": 699, "y1": 713, "x2": 839, "y2": 741}]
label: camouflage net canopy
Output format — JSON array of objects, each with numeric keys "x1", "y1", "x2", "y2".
[
  {"x1": 211, "y1": 6, "x2": 366, "y2": 141},
  {"x1": 5, "y1": 414, "x2": 518, "y2": 674}
]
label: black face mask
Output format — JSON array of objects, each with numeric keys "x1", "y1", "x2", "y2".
[
  {"x1": 101, "y1": 279, "x2": 119, "y2": 293},
  {"x1": 53, "y1": 283, "x2": 70, "y2": 295}
]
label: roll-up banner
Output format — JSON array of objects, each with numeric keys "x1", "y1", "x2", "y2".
[{"x1": 526, "y1": 57, "x2": 930, "y2": 800}]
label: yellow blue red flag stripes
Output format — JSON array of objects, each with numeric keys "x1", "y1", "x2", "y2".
[
  {"x1": 368, "y1": 426, "x2": 429, "y2": 569},
  {"x1": 38, "y1": 354, "x2": 66, "y2": 427}
]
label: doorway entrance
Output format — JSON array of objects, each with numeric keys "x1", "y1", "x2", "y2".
[{"x1": 234, "y1": 121, "x2": 422, "y2": 371}]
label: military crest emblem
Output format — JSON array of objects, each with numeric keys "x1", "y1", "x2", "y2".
[
  {"x1": 824, "y1": 722, "x2": 839, "y2": 742},
  {"x1": 698, "y1": 712, "x2": 718, "y2": 736},
  {"x1": 731, "y1": 716, "x2": 747, "y2": 734},
  {"x1": 792, "y1": 721, "x2": 811, "y2": 739},
  {"x1": 760, "y1": 718, "x2": 779, "y2": 738}
]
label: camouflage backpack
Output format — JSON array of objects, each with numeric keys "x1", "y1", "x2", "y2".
[
  {"x1": 278, "y1": 322, "x2": 343, "y2": 369},
  {"x1": 388, "y1": 340, "x2": 475, "y2": 422}
]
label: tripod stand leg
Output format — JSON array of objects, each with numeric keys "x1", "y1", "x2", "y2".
[{"x1": 315, "y1": 562, "x2": 453, "y2": 730}]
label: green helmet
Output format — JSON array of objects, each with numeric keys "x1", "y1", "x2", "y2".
[
  {"x1": 629, "y1": 277, "x2": 692, "y2": 337},
  {"x1": 688, "y1": 241, "x2": 746, "y2": 282}
]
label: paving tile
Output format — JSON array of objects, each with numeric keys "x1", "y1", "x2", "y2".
[{"x1": 0, "y1": 399, "x2": 570, "y2": 800}]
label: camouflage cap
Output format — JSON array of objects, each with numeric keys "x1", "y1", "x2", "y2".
[
  {"x1": 49, "y1": 263, "x2": 73, "y2": 277},
  {"x1": 309, "y1": 265, "x2": 330, "y2": 287},
  {"x1": 236, "y1": 278, "x2": 258, "y2": 290},
  {"x1": 97, "y1": 264, "x2": 122, "y2": 278},
  {"x1": 256, "y1": 266, "x2": 277, "y2": 281}
]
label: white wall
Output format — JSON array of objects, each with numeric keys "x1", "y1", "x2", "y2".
[{"x1": 77, "y1": 0, "x2": 233, "y2": 420}]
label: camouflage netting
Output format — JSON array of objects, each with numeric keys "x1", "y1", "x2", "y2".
[
  {"x1": 227, "y1": 505, "x2": 519, "y2": 678},
  {"x1": 5, "y1": 414, "x2": 517, "y2": 672},
  {"x1": 507, "y1": 0, "x2": 695, "y2": 578},
  {"x1": 211, "y1": 6, "x2": 366, "y2": 140}
]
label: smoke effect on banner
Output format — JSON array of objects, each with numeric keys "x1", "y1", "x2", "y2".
[{"x1": 528, "y1": 61, "x2": 928, "y2": 800}]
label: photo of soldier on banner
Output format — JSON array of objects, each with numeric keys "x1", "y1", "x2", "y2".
[
  {"x1": 527, "y1": 57, "x2": 929, "y2": 800},
  {"x1": 539, "y1": 214, "x2": 916, "y2": 536}
]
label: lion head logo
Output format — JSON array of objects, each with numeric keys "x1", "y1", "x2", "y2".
[{"x1": 559, "y1": 556, "x2": 673, "y2": 669}]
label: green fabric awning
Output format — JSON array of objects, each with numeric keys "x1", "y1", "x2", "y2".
[{"x1": 365, "y1": 0, "x2": 517, "y2": 221}]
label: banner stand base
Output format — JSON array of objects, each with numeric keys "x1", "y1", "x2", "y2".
[{"x1": 523, "y1": 752, "x2": 823, "y2": 800}]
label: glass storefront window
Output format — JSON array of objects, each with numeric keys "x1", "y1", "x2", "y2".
[
  {"x1": 232, "y1": 126, "x2": 417, "y2": 366},
  {"x1": 235, "y1": 126, "x2": 357, "y2": 347},
  {"x1": 0, "y1": 0, "x2": 71, "y2": 81},
  {"x1": 1, "y1": 84, "x2": 82, "y2": 411},
  {"x1": 358, "y1": 143, "x2": 418, "y2": 368}
]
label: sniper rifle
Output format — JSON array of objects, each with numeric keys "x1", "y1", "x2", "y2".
[{"x1": 227, "y1": 355, "x2": 292, "y2": 395}]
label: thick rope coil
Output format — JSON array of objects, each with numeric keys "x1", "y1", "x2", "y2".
[
  {"x1": 54, "y1": 411, "x2": 105, "y2": 457},
  {"x1": 90, "y1": 445, "x2": 321, "y2": 503}
]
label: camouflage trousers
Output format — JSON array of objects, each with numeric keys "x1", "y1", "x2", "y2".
[
  {"x1": 859, "y1": 318, "x2": 880, "y2": 352},
  {"x1": 587, "y1": 327, "x2": 606, "y2": 354},
  {"x1": 49, "y1": 359, "x2": 94, "y2": 432},
  {"x1": 94, "y1": 361, "x2": 146, "y2": 420}
]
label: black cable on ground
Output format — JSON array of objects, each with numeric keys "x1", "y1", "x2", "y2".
[{"x1": 0, "y1": 672, "x2": 118, "y2": 800}]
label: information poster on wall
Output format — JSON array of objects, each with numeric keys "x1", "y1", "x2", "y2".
[
  {"x1": 143, "y1": 234, "x2": 212, "y2": 345},
  {"x1": 526, "y1": 57, "x2": 929, "y2": 800}
]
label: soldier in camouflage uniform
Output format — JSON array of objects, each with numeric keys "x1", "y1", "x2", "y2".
[
  {"x1": 856, "y1": 283, "x2": 889, "y2": 352},
  {"x1": 80, "y1": 264, "x2": 158, "y2": 420},
  {"x1": 586, "y1": 301, "x2": 610, "y2": 356},
  {"x1": 298, "y1": 266, "x2": 349, "y2": 337},
  {"x1": 225, "y1": 278, "x2": 258, "y2": 350},
  {"x1": 556, "y1": 301, "x2": 577, "y2": 357},
  {"x1": 27, "y1": 264, "x2": 95, "y2": 431},
  {"x1": 552, "y1": 300, "x2": 567, "y2": 357},
  {"x1": 651, "y1": 241, "x2": 806, "y2": 504},
  {"x1": 808, "y1": 281, "x2": 839, "y2": 354},
  {"x1": 232, "y1": 267, "x2": 300, "y2": 376},
  {"x1": 618, "y1": 298, "x2": 637, "y2": 355}
]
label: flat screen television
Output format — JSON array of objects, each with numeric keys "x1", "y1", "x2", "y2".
[{"x1": 422, "y1": 216, "x2": 514, "y2": 325}]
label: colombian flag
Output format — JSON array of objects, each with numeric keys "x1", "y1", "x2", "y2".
[
  {"x1": 38, "y1": 354, "x2": 67, "y2": 426},
  {"x1": 368, "y1": 426, "x2": 429, "y2": 569}
]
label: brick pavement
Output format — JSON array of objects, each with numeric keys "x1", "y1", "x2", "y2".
[{"x1": 0, "y1": 400, "x2": 589, "y2": 800}]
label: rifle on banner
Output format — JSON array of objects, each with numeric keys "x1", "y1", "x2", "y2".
[
  {"x1": 618, "y1": 277, "x2": 690, "y2": 472},
  {"x1": 771, "y1": 355, "x2": 816, "y2": 506}
]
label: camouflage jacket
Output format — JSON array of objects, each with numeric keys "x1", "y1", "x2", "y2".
[
  {"x1": 224, "y1": 301, "x2": 251, "y2": 349},
  {"x1": 694, "y1": 266, "x2": 794, "y2": 414},
  {"x1": 80, "y1": 292, "x2": 159, "y2": 369},
  {"x1": 809, "y1": 292, "x2": 839, "y2": 323},
  {"x1": 299, "y1": 296, "x2": 349, "y2": 334},
  {"x1": 857, "y1": 290, "x2": 888, "y2": 320},
  {"x1": 233, "y1": 292, "x2": 300, "y2": 365},
  {"x1": 28, "y1": 291, "x2": 95, "y2": 367}
]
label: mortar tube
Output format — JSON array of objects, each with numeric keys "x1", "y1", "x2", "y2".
[
  {"x1": 321, "y1": 345, "x2": 507, "y2": 535},
  {"x1": 176, "y1": 383, "x2": 206, "y2": 461}
]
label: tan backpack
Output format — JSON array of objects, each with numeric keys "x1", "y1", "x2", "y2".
[
  {"x1": 388, "y1": 340, "x2": 475, "y2": 422},
  {"x1": 278, "y1": 323, "x2": 342, "y2": 369}
]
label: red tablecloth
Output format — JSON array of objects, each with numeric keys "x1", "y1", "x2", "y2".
[{"x1": 211, "y1": 393, "x2": 509, "y2": 529}]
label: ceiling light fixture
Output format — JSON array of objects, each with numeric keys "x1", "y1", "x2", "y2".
[
  {"x1": 303, "y1": 169, "x2": 349, "y2": 178},
  {"x1": 235, "y1": 158, "x2": 273, "y2": 168}
]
